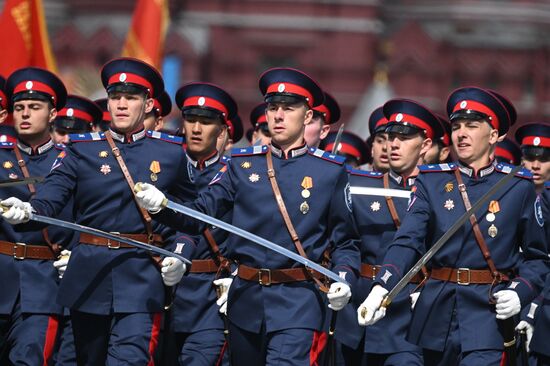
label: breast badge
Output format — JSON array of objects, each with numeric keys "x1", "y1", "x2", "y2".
[
  {"x1": 100, "y1": 164, "x2": 111, "y2": 175},
  {"x1": 249, "y1": 173, "x2": 260, "y2": 183},
  {"x1": 444, "y1": 199, "x2": 454, "y2": 211}
]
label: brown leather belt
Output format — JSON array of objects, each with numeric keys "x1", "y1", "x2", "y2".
[
  {"x1": 237, "y1": 264, "x2": 324, "y2": 286},
  {"x1": 79, "y1": 233, "x2": 163, "y2": 249},
  {"x1": 189, "y1": 259, "x2": 219, "y2": 273},
  {"x1": 0, "y1": 240, "x2": 57, "y2": 260},
  {"x1": 360, "y1": 263, "x2": 426, "y2": 284},
  {"x1": 431, "y1": 267, "x2": 510, "y2": 285}
]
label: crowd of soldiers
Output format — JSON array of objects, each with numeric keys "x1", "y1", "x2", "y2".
[{"x1": 0, "y1": 57, "x2": 548, "y2": 366}]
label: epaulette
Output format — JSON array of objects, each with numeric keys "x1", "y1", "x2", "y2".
[
  {"x1": 0, "y1": 142, "x2": 14, "y2": 149},
  {"x1": 220, "y1": 155, "x2": 230, "y2": 165},
  {"x1": 231, "y1": 145, "x2": 268, "y2": 157},
  {"x1": 308, "y1": 147, "x2": 345, "y2": 165},
  {"x1": 69, "y1": 132, "x2": 105, "y2": 143},
  {"x1": 419, "y1": 162, "x2": 458, "y2": 173},
  {"x1": 495, "y1": 162, "x2": 533, "y2": 180},
  {"x1": 55, "y1": 143, "x2": 66, "y2": 150},
  {"x1": 146, "y1": 130, "x2": 183, "y2": 145},
  {"x1": 347, "y1": 167, "x2": 383, "y2": 178}
]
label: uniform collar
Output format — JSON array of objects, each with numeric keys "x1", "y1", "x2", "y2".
[
  {"x1": 458, "y1": 160, "x2": 496, "y2": 178},
  {"x1": 270, "y1": 142, "x2": 308, "y2": 159},
  {"x1": 186, "y1": 150, "x2": 220, "y2": 170},
  {"x1": 109, "y1": 127, "x2": 146, "y2": 143},
  {"x1": 17, "y1": 138, "x2": 54, "y2": 155},
  {"x1": 388, "y1": 169, "x2": 417, "y2": 188}
]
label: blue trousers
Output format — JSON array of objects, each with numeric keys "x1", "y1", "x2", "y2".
[
  {"x1": 52, "y1": 314, "x2": 77, "y2": 366},
  {"x1": 176, "y1": 329, "x2": 226, "y2": 366},
  {"x1": 71, "y1": 310, "x2": 161, "y2": 366}
]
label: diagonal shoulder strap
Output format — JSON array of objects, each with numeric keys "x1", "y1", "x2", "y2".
[
  {"x1": 105, "y1": 133, "x2": 154, "y2": 242},
  {"x1": 383, "y1": 173, "x2": 401, "y2": 228},
  {"x1": 266, "y1": 149, "x2": 328, "y2": 292}
]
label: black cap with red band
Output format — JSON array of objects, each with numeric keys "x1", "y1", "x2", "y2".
[
  {"x1": 515, "y1": 123, "x2": 550, "y2": 159},
  {"x1": 313, "y1": 91, "x2": 340, "y2": 125},
  {"x1": 101, "y1": 57, "x2": 164, "y2": 99},
  {"x1": 368, "y1": 106, "x2": 387, "y2": 136},
  {"x1": 227, "y1": 114, "x2": 244, "y2": 142},
  {"x1": 153, "y1": 91, "x2": 172, "y2": 118},
  {"x1": 6, "y1": 67, "x2": 67, "y2": 110},
  {"x1": 54, "y1": 95, "x2": 101, "y2": 132},
  {"x1": 383, "y1": 99, "x2": 443, "y2": 140},
  {"x1": 322, "y1": 130, "x2": 370, "y2": 166},
  {"x1": 259, "y1": 67, "x2": 324, "y2": 108},
  {"x1": 495, "y1": 138, "x2": 522, "y2": 165},
  {"x1": 175, "y1": 82, "x2": 238, "y2": 123}
]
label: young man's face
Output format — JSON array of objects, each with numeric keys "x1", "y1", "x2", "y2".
[
  {"x1": 266, "y1": 102, "x2": 312, "y2": 148},
  {"x1": 387, "y1": 132, "x2": 431, "y2": 174},
  {"x1": 304, "y1": 115, "x2": 330, "y2": 148},
  {"x1": 522, "y1": 155, "x2": 550, "y2": 188},
  {"x1": 423, "y1": 142, "x2": 451, "y2": 164},
  {"x1": 51, "y1": 128, "x2": 70, "y2": 145},
  {"x1": 371, "y1": 132, "x2": 390, "y2": 172},
  {"x1": 143, "y1": 112, "x2": 164, "y2": 132},
  {"x1": 12, "y1": 99, "x2": 56, "y2": 138},
  {"x1": 451, "y1": 119, "x2": 498, "y2": 166},
  {"x1": 183, "y1": 115, "x2": 225, "y2": 160},
  {"x1": 107, "y1": 91, "x2": 153, "y2": 133}
]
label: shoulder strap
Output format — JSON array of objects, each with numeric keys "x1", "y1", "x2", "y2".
[
  {"x1": 105, "y1": 132, "x2": 154, "y2": 242},
  {"x1": 383, "y1": 173, "x2": 401, "y2": 228},
  {"x1": 266, "y1": 149, "x2": 328, "y2": 292}
]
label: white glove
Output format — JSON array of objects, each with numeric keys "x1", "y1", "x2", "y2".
[
  {"x1": 409, "y1": 291, "x2": 420, "y2": 310},
  {"x1": 327, "y1": 282, "x2": 352, "y2": 311},
  {"x1": 494, "y1": 290, "x2": 521, "y2": 320},
  {"x1": 357, "y1": 285, "x2": 388, "y2": 326},
  {"x1": 160, "y1": 257, "x2": 186, "y2": 286},
  {"x1": 1, "y1": 197, "x2": 32, "y2": 225},
  {"x1": 53, "y1": 250, "x2": 71, "y2": 279},
  {"x1": 135, "y1": 183, "x2": 166, "y2": 213},
  {"x1": 213, "y1": 277, "x2": 233, "y2": 315},
  {"x1": 515, "y1": 320, "x2": 534, "y2": 353}
]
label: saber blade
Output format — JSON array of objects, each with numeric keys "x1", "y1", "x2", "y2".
[
  {"x1": 0, "y1": 177, "x2": 44, "y2": 188},
  {"x1": 350, "y1": 186, "x2": 412, "y2": 199}
]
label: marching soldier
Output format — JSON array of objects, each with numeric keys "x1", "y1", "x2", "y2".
[
  {"x1": 172, "y1": 82, "x2": 237, "y2": 365},
  {"x1": 305, "y1": 91, "x2": 339, "y2": 148},
  {"x1": 423, "y1": 114, "x2": 452, "y2": 165},
  {"x1": 0, "y1": 67, "x2": 75, "y2": 365},
  {"x1": 358, "y1": 87, "x2": 549, "y2": 366},
  {"x1": 218, "y1": 114, "x2": 243, "y2": 153},
  {"x1": 321, "y1": 130, "x2": 370, "y2": 169},
  {"x1": 1, "y1": 58, "x2": 197, "y2": 365},
  {"x1": 495, "y1": 138, "x2": 522, "y2": 166},
  {"x1": 143, "y1": 90, "x2": 172, "y2": 132},
  {"x1": 367, "y1": 106, "x2": 390, "y2": 172},
  {"x1": 336, "y1": 99, "x2": 443, "y2": 365},
  {"x1": 248, "y1": 102, "x2": 271, "y2": 146},
  {"x1": 51, "y1": 95, "x2": 100, "y2": 145},
  {"x1": 136, "y1": 67, "x2": 360, "y2": 365},
  {"x1": 92, "y1": 98, "x2": 111, "y2": 132},
  {"x1": 515, "y1": 123, "x2": 550, "y2": 193}
]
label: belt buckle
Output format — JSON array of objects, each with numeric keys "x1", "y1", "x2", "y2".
[
  {"x1": 258, "y1": 268, "x2": 272, "y2": 286},
  {"x1": 13, "y1": 242, "x2": 27, "y2": 260},
  {"x1": 457, "y1": 268, "x2": 470, "y2": 285},
  {"x1": 372, "y1": 265, "x2": 379, "y2": 280},
  {"x1": 107, "y1": 232, "x2": 121, "y2": 249}
]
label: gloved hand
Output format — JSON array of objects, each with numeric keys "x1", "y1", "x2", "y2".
[
  {"x1": 53, "y1": 250, "x2": 71, "y2": 279},
  {"x1": 1, "y1": 197, "x2": 32, "y2": 225},
  {"x1": 327, "y1": 282, "x2": 352, "y2": 311},
  {"x1": 160, "y1": 257, "x2": 186, "y2": 286},
  {"x1": 515, "y1": 320, "x2": 534, "y2": 353},
  {"x1": 409, "y1": 291, "x2": 420, "y2": 310},
  {"x1": 357, "y1": 285, "x2": 388, "y2": 326},
  {"x1": 134, "y1": 183, "x2": 166, "y2": 213},
  {"x1": 213, "y1": 277, "x2": 233, "y2": 315},
  {"x1": 494, "y1": 290, "x2": 521, "y2": 320}
]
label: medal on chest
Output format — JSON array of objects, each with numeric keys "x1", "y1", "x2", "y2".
[
  {"x1": 150, "y1": 160, "x2": 161, "y2": 182},
  {"x1": 300, "y1": 176, "x2": 313, "y2": 214}
]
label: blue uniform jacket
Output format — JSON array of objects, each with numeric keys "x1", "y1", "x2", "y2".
[
  {"x1": 335, "y1": 168, "x2": 422, "y2": 354},
  {"x1": 376, "y1": 161, "x2": 549, "y2": 352},
  {"x1": 155, "y1": 144, "x2": 361, "y2": 333},
  {"x1": 0, "y1": 140, "x2": 77, "y2": 315},
  {"x1": 171, "y1": 152, "x2": 231, "y2": 333},
  {"x1": 29, "y1": 130, "x2": 197, "y2": 315}
]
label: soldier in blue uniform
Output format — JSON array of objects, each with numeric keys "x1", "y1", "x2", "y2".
[
  {"x1": 358, "y1": 87, "x2": 549, "y2": 366},
  {"x1": 2, "y1": 58, "x2": 197, "y2": 366},
  {"x1": 92, "y1": 98, "x2": 111, "y2": 132},
  {"x1": 143, "y1": 90, "x2": 172, "y2": 132},
  {"x1": 248, "y1": 102, "x2": 271, "y2": 146},
  {"x1": 305, "y1": 91, "x2": 339, "y2": 148},
  {"x1": 515, "y1": 124, "x2": 550, "y2": 193},
  {"x1": 495, "y1": 138, "x2": 522, "y2": 166},
  {"x1": 321, "y1": 130, "x2": 370, "y2": 169},
  {"x1": 51, "y1": 95, "x2": 101, "y2": 145},
  {"x1": 171, "y1": 82, "x2": 238, "y2": 365},
  {"x1": 335, "y1": 99, "x2": 443, "y2": 366},
  {"x1": 136, "y1": 67, "x2": 361, "y2": 366},
  {"x1": 367, "y1": 106, "x2": 390, "y2": 172},
  {"x1": 219, "y1": 114, "x2": 243, "y2": 153},
  {"x1": 423, "y1": 114, "x2": 452, "y2": 165},
  {"x1": 0, "y1": 67, "x2": 76, "y2": 365}
]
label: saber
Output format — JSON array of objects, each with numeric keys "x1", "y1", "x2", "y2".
[
  {"x1": 363, "y1": 164, "x2": 522, "y2": 316},
  {"x1": 331, "y1": 124, "x2": 345, "y2": 155},
  {"x1": 136, "y1": 185, "x2": 349, "y2": 286},
  {"x1": 0, "y1": 176, "x2": 44, "y2": 188},
  {"x1": 350, "y1": 186, "x2": 412, "y2": 199},
  {"x1": 0, "y1": 204, "x2": 190, "y2": 265}
]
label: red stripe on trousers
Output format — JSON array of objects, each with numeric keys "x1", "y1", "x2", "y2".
[
  {"x1": 147, "y1": 313, "x2": 162, "y2": 366},
  {"x1": 310, "y1": 331, "x2": 328, "y2": 366},
  {"x1": 215, "y1": 341, "x2": 228, "y2": 366},
  {"x1": 42, "y1": 315, "x2": 60, "y2": 366}
]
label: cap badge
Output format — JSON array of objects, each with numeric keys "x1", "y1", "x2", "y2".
[
  {"x1": 25, "y1": 81, "x2": 33, "y2": 90},
  {"x1": 460, "y1": 100, "x2": 468, "y2": 109},
  {"x1": 100, "y1": 164, "x2": 111, "y2": 175},
  {"x1": 3, "y1": 161, "x2": 13, "y2": 169},
  {"x1": 444, "y1": 182, "x2": 454, "y2": 193},
  {"x1": 99, "y1": 151, "x2": 109, "y2": 158},
  {"x1": 66, "y1": 108, "x2": 74, "y2": 117},
  {"x1": 444, "y1": 199, "x2": 454, "y2": 211},
  {"x1": 395, "y1": 113, "x2": 403, "y2": 122},
  {"x1": 249, "y1": 173, "x2": 260, "y2": 183},
  {"x1": 119, "y1": 73, "x2": 127, "y2": 82},
  {"x1": 534, "y1": 137, "x2": 541, "y2": 146},
  {"x1": 370, "y1": 201, "x2": 381, "y2": 212},
  {"x1": 198, "y1": 97, "x2": 206, "y2": 106},
  {"x1": 278, "y1": 83, "x2": 285, "y2": 92}
]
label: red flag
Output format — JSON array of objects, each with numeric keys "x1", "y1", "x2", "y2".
[
  {"x1": 0, "y1": 0, "x2": 57, "y2": 76},
  {"x1": 121, "y1": 0, "x2": 169, "y2": 69}
]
